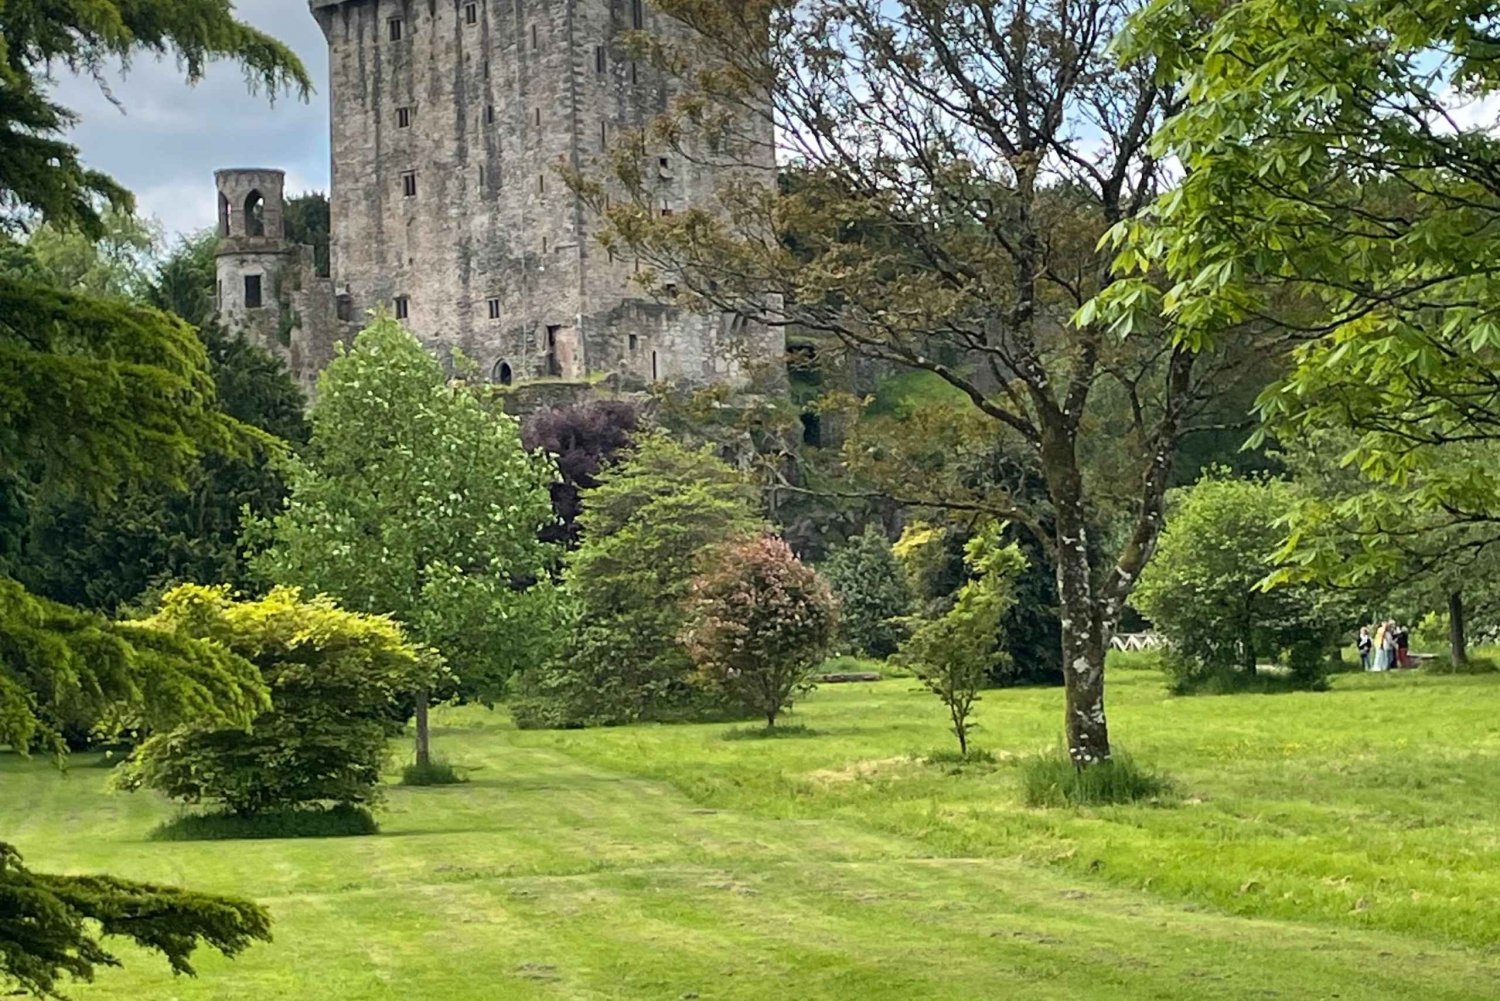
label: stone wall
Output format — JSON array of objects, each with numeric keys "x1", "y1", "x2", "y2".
[{"x1": 309, "y1": 0, "x2": 782, "y2": 388}]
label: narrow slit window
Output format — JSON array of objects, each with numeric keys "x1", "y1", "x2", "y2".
[
  {"x1": 538, "y1": 174, "x2": 545, "y2": 194},
  {"x1": 595, "y1": 45, "x2": 606, "y2": 74},
  {"x1": 530, "y1": 23, "x2": 537, "y2": 48},
  {"x1": 631, "y1": 0, "x2": 644, "y2": 29},
  {"x1": 485, "y1": 104, "x2": 496, "y2": 124},
  {"x1": 628, "y1": 333, "x2": 638, "y2": 352},
  {"x1": 394, "y1": 295, "x2": 410, "y2": 320},
  {"x1": 487, "y1": 298, "x2": 502, "y2": 320},
  {"x1": 533, "y1": 108, "x2": 541, "y2": 126},
  {"x1": 630, "y1": 61, "x2": 638, "y2": 84},
  {"x1": 483, "y1": 57, "x2": 491, "y2": 79},
  {"x1": 600, "y1": 121, "x2": 607, "y2": 149},
  {"x1": 542, "y1": 236, "x2": 548, "y2": 253},
  {"x1": 397, "y1": 106, "x2": 413, "y2": 128},
  {"x1": 651, "y1": 349, "x2": 658, "y2": 380},
  {"x1": 465, "y1": 3, "x2": 478, "y2": 24},
  {"x1": 478, "y1": 165, "x2": 485, "y2": 187},
  {"x1": 244, "y1": 274, "x2": 262, "y2": 309},
  {"x1": 388, "y1": 17, "x2": 404, "y2": 41},
  {"x1": 402, "y1": 171, "x2": 418, "y2": 197}
]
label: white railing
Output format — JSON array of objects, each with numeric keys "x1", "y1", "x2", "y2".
[{"x1": 1110, "y1": 631, "x2": 1166, "y2": 652}]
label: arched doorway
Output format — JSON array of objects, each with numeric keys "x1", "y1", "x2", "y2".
[
  {"x1": 244, "y1": 191, "x2": 266, "y2": 237},
  {"x1": 493, "y1": 360, "x2": 513, "y2": 386}
]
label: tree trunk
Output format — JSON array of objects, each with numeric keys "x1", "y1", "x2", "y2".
[
  {"x1": 1056, "y1": 524, "x2": 1110, "y2": 766},
  {"x1": 1448, "y1": 590, "x2": 1467, "y2": 666},
  {"x1": 414, "y1": 689, "x2": 432, "y2": 769},
  {"x1": 1044, "y1": 425, "x2": 1112, "y2": 768}
]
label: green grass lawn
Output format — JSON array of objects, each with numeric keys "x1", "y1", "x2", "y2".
[{"x1": 5, "y1": 665, "x2": 1500, "y2": 999}]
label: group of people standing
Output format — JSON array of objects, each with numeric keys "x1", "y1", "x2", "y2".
[{"x1": 1357, "y1": 622, "x2": 1411, "y2": 671}]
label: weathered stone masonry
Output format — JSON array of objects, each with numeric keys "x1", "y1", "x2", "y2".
[{"x1": 216, "y1": 0, "x2": 782, "y2": 395}]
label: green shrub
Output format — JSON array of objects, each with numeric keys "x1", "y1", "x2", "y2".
[
  {"x1": 1133, "y1": 474, "x2": 1351, "y2": 692},
  {"x1": 150, "y1": 804, "x2": 378, "y2": 841},
  {"x1": 822, "y1": 526, "x2": 912, "y2": 658},
  {"x1": 1020, "y1": 746, "x2": 1174, "y2": 807},
  {"x1": 118, "y1": 585, "x2": 435, "y2": 816},
  {"x1": 400, "y1": 759, "x2": 466, "y2": 786},
  {"x1": 516, "y1": 436, "x2": 762, "y2": 727},
  {"x1": 683, "y1": 535, "x2": 839, "y2": 727}
]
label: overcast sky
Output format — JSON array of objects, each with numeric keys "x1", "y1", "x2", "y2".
[{"x1": 52, "y1": 0, "x2": 331, "y2": 240}]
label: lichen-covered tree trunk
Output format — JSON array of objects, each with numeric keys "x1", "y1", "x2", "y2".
[
  {"x1": 1045, "y1": 431, "x2": 1112, "y2": 766},
  {"x1": 1057, "y1": 547, "x2": 1111, "y2": 765}
]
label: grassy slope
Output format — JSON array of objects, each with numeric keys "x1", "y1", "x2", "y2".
[{"x1": 3, "y1": 667, "x2": 1499, "y2": 1000}]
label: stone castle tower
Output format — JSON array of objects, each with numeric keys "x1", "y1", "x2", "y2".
[{"x1": 217, "y1": 0, "x2": 781, "y2": 395}]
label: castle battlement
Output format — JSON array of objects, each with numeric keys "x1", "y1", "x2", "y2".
[{"x1": 216, "y1": 0, "x2": 781, "y2": 394}]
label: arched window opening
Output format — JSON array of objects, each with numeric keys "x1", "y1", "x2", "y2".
[
  {"x1": 494, "y1": 360, "x2": 513, "y2": 385},
  {"x1": 218, "y1": 193, "x2": 231, "y2": 236},
  {"x1": 244, "y1": 191, "x2": 266, "y2": 237}
]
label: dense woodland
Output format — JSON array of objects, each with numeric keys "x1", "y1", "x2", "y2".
[{"x1": 5, "y1": 0, "x2": 1500, "y2": 997}]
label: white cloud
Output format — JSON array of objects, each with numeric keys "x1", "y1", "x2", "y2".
[{"x1": 50, "y1": 0, "x2": 330, "y2": 238}]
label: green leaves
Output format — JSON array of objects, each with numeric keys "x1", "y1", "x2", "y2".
[
  {"x1": 0, "y1": 0, "x2": 310, "y2": 237},
  {"x1": 252, "y1": 318, "x2": 561, "y2": 699},
  {"x1": 0, "y1": 577, "x2": 265, "y2": 755},
  {"x1": 0, "y1": 840, "x2": 271, "y2": 999}
]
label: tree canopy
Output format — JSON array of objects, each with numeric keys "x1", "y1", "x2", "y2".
[
  {"x1": 252, "y1": 317, "x2": 561, "y2": 761},
  {"x1": 1107, "y1": 0, "x2": 1500, "y2": 587},
  {"x1": 581, "y1": 0, "x2": 1294, "y2": 764}
]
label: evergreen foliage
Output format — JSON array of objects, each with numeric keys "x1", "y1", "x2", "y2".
[
  {"x1": 508, "y1": 436, "x2": 761, "y2": 727},
  {"x1": 682, "y1": 536, "x2": 839, "y2": 728},
  {"x1": 898, "y1": 524, "x2": 1027, "y2": 754},
  {"x1": 0, "y1": 578, "x2": 266, "y2": 755},
  {"x1": 119, "y1": 585, "x2": 435, "y2": 817},
  {"x1": 1, "y1": 276, "x2": 249, "y2": 509},
  {"x1": 821, "y1": 526, "x2": 911, "y2": 659},
  {"x1": 0, "y1": 0, "x2": 309, "y2": 238},
  {"x1": 0, "y1": 841, "x2": 272, "y2": 999},
  {"x1": 12, "y1": 325, "x2": 306, "y2": 613}
]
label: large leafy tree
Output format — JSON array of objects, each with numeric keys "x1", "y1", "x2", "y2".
[
  {"x1": 584, "y1": 0, "x2": 1293, "y2": 764},
  {"x1": 1108, "y1": 0, "x2": 1500, "y2": 597},
  {"x1": 252, "y1": 317, "x2": 561, "y2": 767},
  {"x1": 1, "y1": 3, "x2": 307, "y2": 993}
]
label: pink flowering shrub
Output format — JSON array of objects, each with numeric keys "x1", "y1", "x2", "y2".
[{"x1": 681, "y1": 535, "x2": 839, "y2": 727}]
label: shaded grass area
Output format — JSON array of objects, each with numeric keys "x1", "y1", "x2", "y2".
[
  {"x1": 2, "y1": 664, "x2": 1499, "y2": 999},
  {"x1": 400, "y1": 758, "x2": 466, "y2": 786},
  {"x1": 150, "y1": 804, "x2": 377, "y2": 841},
  {"x1": 1019, "y1": 745, "x2": 1174, "y2": 807}
]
